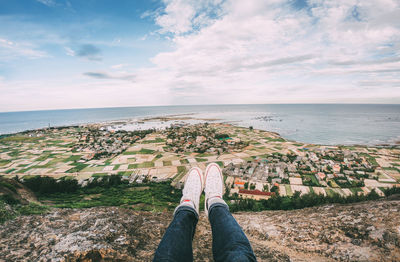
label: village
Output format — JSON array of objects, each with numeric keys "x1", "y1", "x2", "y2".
[{"x1": 0, "y1": 121, "x2": 399, "y2": 201}]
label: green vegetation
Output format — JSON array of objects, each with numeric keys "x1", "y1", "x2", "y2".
[
  {"x1": 215, "y1": 161, "x2": 224, "y2": 168},
  {"x1": 197, "y1": 152, "x2": 213, "y2": 157},
  {"x1": 154, "y1": 154, "x2": 163, "y2": 160},
  {"x1": 383, "y1": 167, "x2": 400, "y2": 172},
  {"x1": 32, "y1": 158, "x2": 63, "y2": 169},
  {"x1": 17, "y1": 175, "x2": 183, "y2": 211},
  {"x1": 81, "y1": 166, "x2": 105, "y2": 172},
  {"x1": 128, "y1": 161, "x2": 155, "y2": 168},
  {"x1": 0, "y1": 180, "x2": 17, "y2": 193},
  {"x1": 180, "y1": 159, "x2": 189, "y2": 164},
  {"x1": 92, "y1": 173, "x2": 108, "y2": 177},
  {"x1": 35, "y1": 154, "x2": 53, "y2": 161},
  {"x1": 228, "y1": 189, "x2": 386, "y2": 212},
  {"x1": 215, "y1": 133, "x2": 230, "y2": 140},
  {"x1": 302, "y1": 175, "x2": 320, "y2": 186},
  {"x1": 285, "y1": 184, "x2": 293, "y2": 196},
  {"x1": 113, "y1": 164, "x2": 121, "y2": 170},
  {"x1": 117, "y1": 171, "x2": 133, "y2": 176},
  {"x1": 0, "y1": 198, "x2": 49, "y2": 224},
  {"x1": 265, "y1": 137, "x2": 285, "y2": 142},
  {"x1": 163, "y1": 161, "x2": 172, "y2": 166},
  {"x1": 15, "y1": 166, "x2": 34, "y2": 173},
  {"x1": 358, "y1": 153, "x2": 379, "y2": 166},
  {"x1": 349, "y1": 187, "x2": 363, "y2": 195},
  {"x1": 123, "y1": 151, "x2": 138, "y2": 155},
  {"x1": 195, "y1": 158, "x2": 207, "y2": 162},
  {"x1": 5, "y1": 168, "x2": 16, "y2": 174},
  {"x1": 138, "y1": 148, "x2": 156, "y2": 154},
  {"x1": 104, "y1": 159, "x2": 113, "y2": 165},
  {"x1": 36, "y1": 181, "x2": 181, "y2": 211},
  {"x1": 17, "y1": 202, "x2": 49, "y2": 215},
  {"x1": 66, "y1": 163, "x2": 89, "y2": 173},
  {"x1": 63, "y1": 155, "x2": 82, "y2": 162},
  {"x1": 0, "y1": 136, "x2": 42, "y2": 143},
  {"x1": 141, "y1": 138, "x2": 165, "y2": 144},
  {"x1": 123, "y1": 148, "x2": 156, "y2": 155},
  {"x1": 172, "y1": 166, "x2": 187, "y2": 185},
  {"x1": 23, "y1": 176, "x2": 80, "y2": 194}
]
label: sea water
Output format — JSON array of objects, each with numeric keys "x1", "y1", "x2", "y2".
[{"x1": 0, "y1": 104, "x2": 399, "y2": 146}]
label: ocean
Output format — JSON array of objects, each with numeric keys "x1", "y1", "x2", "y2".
[{"x1": 0, "y1": 104, "x2": 399, "y2": 146}]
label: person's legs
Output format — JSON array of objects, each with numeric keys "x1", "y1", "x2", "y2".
[
  {"x1": 204, "y1": 163, "x2": 256, "y2": 262},
  {"x1": 153, "y1": 205, "x2": 198, "y2": 262},
  {"x1": 208, "y1": 201, "x2": 256, "y2": 262},
  {"x1": 153, "y1": 167, "x2": 203, "y2": 262}
]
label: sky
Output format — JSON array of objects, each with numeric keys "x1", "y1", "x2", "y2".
[{"x1": 0, "y1": 0, "x2": 399, "y2": 112}]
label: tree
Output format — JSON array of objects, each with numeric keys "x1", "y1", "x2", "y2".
[{"x1": 270, "y1": 185, "x2": 279, "y2": 193}]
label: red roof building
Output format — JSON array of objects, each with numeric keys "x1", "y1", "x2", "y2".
[{"x1": 238, "y1": 189, "x2": 274, "y2": 200}]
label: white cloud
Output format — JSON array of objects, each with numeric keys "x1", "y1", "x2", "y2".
[
  {"x1": 111, "y1": 64, "x2": 129, "y2": 69},
  {"x1": 2, "y1": 0, "x2": 400, "y2": 112},
  {"x1": 154, "y1": 0, "x2": 224, "y2": 35},
  {"x1": 0, "y1": 38, "x2": 48, "y2": 60},
  {"x1": 36, "y1": 0, "x2": 56, "y2": 7},
  {"x1": 135, "y1": 0, "x2": 400, "y2": 104}
]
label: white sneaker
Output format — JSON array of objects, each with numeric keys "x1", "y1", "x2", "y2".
[
  {"x1": 204, "y1": 163, "x2": 225, "y2": 216},
  {"x1": 178, "y1": 167, "x2": 203, "y2": 215}
]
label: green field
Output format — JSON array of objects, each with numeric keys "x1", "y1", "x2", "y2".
[
  {"x1": 0, "y1": 160, "x2": 11, "y2": 167},
  {"x1": 63, "y1": 155, "x2": 82, "y2": 162},
  {"x1": 180, "y1": 159, "x2": 189, "y2": 164},
  {"x1": 285, "y1": 184, "x2": 293, "y2": 196},
  {"x1": 304, "y1": 174, "x2": 320, "y2": 186},
  {"x1": 0, "y1": 136, "x2": 42, "y2": 143},
  {"x1": 141, "y1": 138, "x2": 165, "y2": 144},
  {"x1": 128, "y1": 161, "x2": 155, "y2": 169},
  {"x1": 123, "y1": 148, "x2": 156, "y2": 155}
]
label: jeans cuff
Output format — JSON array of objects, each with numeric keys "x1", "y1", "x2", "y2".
[
  {"x1": 208, "y1": 201, "x2": 229, "y2": 216},
  {"x1": 173, "y1": 204, "x2": 199, "y2": 220}
]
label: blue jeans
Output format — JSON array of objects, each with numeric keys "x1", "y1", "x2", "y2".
[{"x1": 153, "y1": 203, "x2": 257, "y2": 262}]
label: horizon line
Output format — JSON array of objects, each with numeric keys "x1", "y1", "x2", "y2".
[{"x1": 1, "y1": 102, "x2": 400, "y2": 114}]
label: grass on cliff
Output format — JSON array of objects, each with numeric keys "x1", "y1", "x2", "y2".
[
  {"x1": 31, "y1": 179, "x2": 182, "y2": 212},
  {"x1": 0, "y1": 195, "x2": 49, "y2": 224}
]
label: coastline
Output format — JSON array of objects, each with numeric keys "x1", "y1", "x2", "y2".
[
  {"x1": 1, "y1": 104, "x2": 400, "y2": 146},
  {"x1": 1, "y1": 114, "x2": 399, "y2": 148}
]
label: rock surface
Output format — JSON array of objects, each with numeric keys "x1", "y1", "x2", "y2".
[{"x1": 0, "y1": 200, "x2": 399, "y2": 261}]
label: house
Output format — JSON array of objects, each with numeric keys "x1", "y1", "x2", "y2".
[
  {"x1": 316, "y1": 172, "x2": 326, "y2": 181},
  {"x1": 238, "y1": 189, "x2": 274, "y2": 200},
  {"x1": 333, "y1": 164, "x2": 341, "y2": 173},
  {"x1": 196, "y1": 136, "x2": 206, "y2": 143},
  {"x1": 234, "y1": 178, "x2": 246, "y2": 189},
  {"x1": 271, "y1": 178, "x2": 281, "y2": 184}
]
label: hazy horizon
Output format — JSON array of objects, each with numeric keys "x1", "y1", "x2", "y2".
[
  {"x1": 1, "y1": 102, "x2": 400, "y2": 114},
  {"x1": 1, "y1": 0, "x2": 400, "y2": 111}
]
